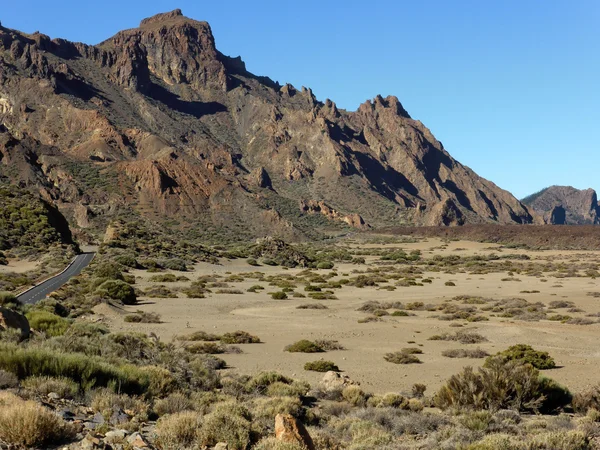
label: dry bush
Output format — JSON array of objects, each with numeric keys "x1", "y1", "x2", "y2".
[
  {"x1": 314, "y1": 339, "x2": 345, "y2": 351},
  {"x1": 297, "y1": 303, "x2": 328, "y2": 310},
  {"x1": 22, "y1": 375, "x2": 79, "y2": 399},
  {"x1": 124, "y1": 311, "x2": 162, "y2": 323},
  {"x1": 221, "y1": 330, "x2": 261, "y2": 344},
  {"x1": 0, "y1": 369, "x2": 18, "y2": 388},
  {"x1": 384, "y1": 351, "x2": 422, "y2": 364},
  {"x1": 197, "y1": 402, "x2": 252, "y2": 450},
  {"x1": 252, "y1": 437, "x2": 308, "y2": 450},
  {"x1": 90, "y1": 389, "x2": 148, "y2": 418},
  {"x1": 177, "y1": 330, "x2": 221, "y2": 341},
  {"x1": 154, "y1": 392, "x2": 195, "y2": 416},
  {"x1": 442, "y1": 348, "x2": 490, "y2": 359},
  {"x1": 573, "y1": 386, "x2": 600, "y2": 413},
  {"x1": 284, "y1": 340, "x2": 324, "y2": 353},
  {"x1": 0, "y1": 391, "x2": 76, "y2": 447},
  {"x1": 155, "y1": 411, "x2": 201, "y2": 450},
  {"x1": 304, "y1": 360, "x2": 340, "y2": 372},
  {"x1": 429, "y1": 330, "x2": 488, "y2": 344}
]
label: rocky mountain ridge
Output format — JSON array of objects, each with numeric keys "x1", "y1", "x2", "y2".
[
  {"x1": 521, "y1": 186, "x2": 600, "y2": 225},
  {"x1": 0, "y1": 9, "x2": 534, "y2": 240}
]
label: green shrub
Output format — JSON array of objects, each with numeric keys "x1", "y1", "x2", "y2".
[
  {"x1": 221, "y1": 331, "x2": 260, "y2": 344},
  {"x1": 95, "y1": 279, "x2": 137, "y2": 305},
  {"x1": 317, "y1": 261, "x2": 334, "y2": 270},
  {"x1": 435, "y1": 356, "x2": 570, "y2": 413},
  {"x1": 246, "y1": 258, "x2": 259, "y2": 266},
  {"x1": 384, "y1": 351, "x2": 421, "y2": 364},
  {"x1": 0, "y1": 292, "x2": 21, "y2": 310},
  {"x1": 124, "y1": 312, "x2": 162, "y2": 323},
  {"x1": 284, "y1": 340, "x2": 324, "y2": 353},
  {"x1": 93, "y1": 262, "x2": 124, "y2": 280},
  {"x1": 271, "y1": 291, "x2": 288, "y2": 300},
  {"x1": 304, "y1": 360, "x2": 339, "y2": 372},
  {"x1": 25, "y1": 311, "x2": 70, "y2": 337},
  {"x1": 0, "y1": 343, "x2": 150, "y2": 394},
  {"x1": 197, "y1": 403, "x2": 251, "y2": 450},
  {"x1": 489, "y1": 344, "x2": 556, "y2": 370}
]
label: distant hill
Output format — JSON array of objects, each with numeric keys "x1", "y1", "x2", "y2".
[
  {"x1": 521, "y1": 186, "x2": 600, "y2": 225},
  {"x1": 0, "y1": 9, "x2": 533, "y2": 242}
]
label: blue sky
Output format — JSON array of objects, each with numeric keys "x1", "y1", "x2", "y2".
[{"x1": 2, "y1": 1, "x2": 599, "y2": 199}]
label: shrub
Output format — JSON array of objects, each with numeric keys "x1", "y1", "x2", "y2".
[
  {"x1": 384, "y1": 351, "x2": 422, "y2": 364},
  {"x1": 391, "y1": 310, "x2": 410, "y2": 316},
  {"x1": 284, "y1": 340, "x2": 324, "y2": 353},
  {"x1": 442, "y1": 348, "x2": 490, "y2": 359},
  {"x1": 23, "y1": 376, "x2": 79, "y2": 399},
  {"x1": 155, "y1": 411, "x2": 201, "y2": 450},
  {"x1": 0, "y1": 292, "x2": 21, "y2": 310},
  {"x1": 197, "y1": 403, "x2": 251, "y2": 450},
  {"x1": 154, "y1": 393, "x2": 195, "y2": 417},
  {"x1": 124, "y1": 311, "x2": 162, "y2": 323},
  {"x1": 271, "y1": 291, "x2": 288, "y2": 300},
  {"x1": 246, "y1": 371, "x2": 292, "y2": 394},
  {"x1": 317, "y1": 261, "x2": 335, "y2": 270},
  {"x1": 253, "y1": 437, "x2": 308, "y2": 450},
  {"x1": 148, "y1": 274, "x2": 178, "y2": 282},
  {"x1": 314, "y1": 339, "x2": 345, "y2": 351},
  {"x1": 429, "y1": 330, "x2": 488, "y2": 344},
  {"x1": 445, "y1": 281, "x2": 456, "y2": 286},
  {"x1": 25, "y1": 310, "x2": 70, "y2": 337},
  {"x1": 0, "y1": 369, "x2": 18, "y2": 388},
  {"x1": 0, "y1": 343, "x2": 151, "y2": 394},
  {"x1": 342, "y1": 386, "x2": 369, "y2": 406},
  {"x1": 572, "y1": 385, "x2": 600, "y2": 413},
  {"x1": 435, "y1": 357, "x2": 570, "y2": 413},
  {"x1": 221, "y1": 331, "x2": 261, "y2": 344},
  {"x1": 178, "y1": 331, "x2": 221, "y2": 342},
  {"x1": 489, "y1": 344, "x2": 556, "y2": 370},
  {"x1": 96, "y1": 279, "x2": 137, "y2": 305},
  {"x1": 304, "y1": 360, "x2": 340, "y2": 372},
  {"x1": 0, "y1": 392, "x2": 76, "y2": 447},
  {"x1": 186, "y1": 342, "x2": 226, "y2": 354},
  {"x1": 246, "y1": 258, "x2": 259, "y2": 266},
  {"x1": 297, "y1": 303, "x2": 328, "y2": 310}
]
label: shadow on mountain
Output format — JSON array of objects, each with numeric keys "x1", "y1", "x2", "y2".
[
  {"x1": 348, "y1": 149, "x2": 419, "y2": 201},
  {"x1": 55, "y1": 73, "x2": 109, "y2": 103},
  {"x1": 147, "y1": 82, "x2": 227, "y2": 118}
]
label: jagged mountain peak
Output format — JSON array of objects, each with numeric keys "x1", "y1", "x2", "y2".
[
  {"x1": 522, "y1": 186, "x2": 600, "y2": 225},
  {"x1": 0, "y1": 11, "x2": 534, "y2": 240}
]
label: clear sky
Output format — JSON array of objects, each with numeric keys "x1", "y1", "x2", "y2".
[{"x1": 2, "y1": 1, "x2": 599, "y2": 199}]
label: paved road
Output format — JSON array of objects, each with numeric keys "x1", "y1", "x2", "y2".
[{"x1": 17, "y1": 253, "x2": 95, "y2": 304}]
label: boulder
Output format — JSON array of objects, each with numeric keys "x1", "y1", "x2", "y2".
[
  {"x1": 275, "y1": 414, "x2": 315, "y2": 450},
  {"x1": 0, "y1": 306, "x2": 30, "y2": 339},
  {"x1": 320, "y1": 371, "x2": 359, "y2": 392}
]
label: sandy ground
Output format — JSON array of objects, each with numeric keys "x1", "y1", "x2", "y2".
[
  {"x1": 95, "y1": 238, "x2": 600, "y2": 395},
  {"x1": 0, "y1": 259, "x2": 41, "y2": 274}
]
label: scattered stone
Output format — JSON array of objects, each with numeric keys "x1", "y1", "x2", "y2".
[
  {"x1": 127, "y1": 432, "x2": 148, "y2": 448},
  {"x1": 104, "y1": 429, "x2": 127, "y2": 444},
  {"x1": 275, "y1": 414, "x2": 315, "y2": 450},
  {"x1": 48, "y1": 392, "x2": 60, "y2": 400},
  {"x1": 214, "y1": 443, "x2": 228, "y2": 450}
]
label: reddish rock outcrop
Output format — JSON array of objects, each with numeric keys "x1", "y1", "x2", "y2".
[{"x1": 274, "y1": 414, "x2": 315, "y2": 450}]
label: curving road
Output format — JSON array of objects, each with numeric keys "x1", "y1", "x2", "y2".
[{"x1": 17, "y1": 253, "x2": 95, "y2": 305}]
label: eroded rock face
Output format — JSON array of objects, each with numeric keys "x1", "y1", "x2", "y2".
[
  {"x1": 300, "y1": 200, "x2": 368, "y2": 229},
  {"x1": 275, "y1": 414, "x2": 315, "y2": 450},
  {"x1": 0, "y1": 10, "x2": 533, "y2": 238},
  {"x1": 522, "y1": 186, "x2": 600, "y2": 224}
]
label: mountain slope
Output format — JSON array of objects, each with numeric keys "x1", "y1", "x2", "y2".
[
  {"x1": 522, "y1": 186, "x2": 600, "y2": 225},
  {"x1": 0, "y1": 9, "x2": 533, "y2": 240}
]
